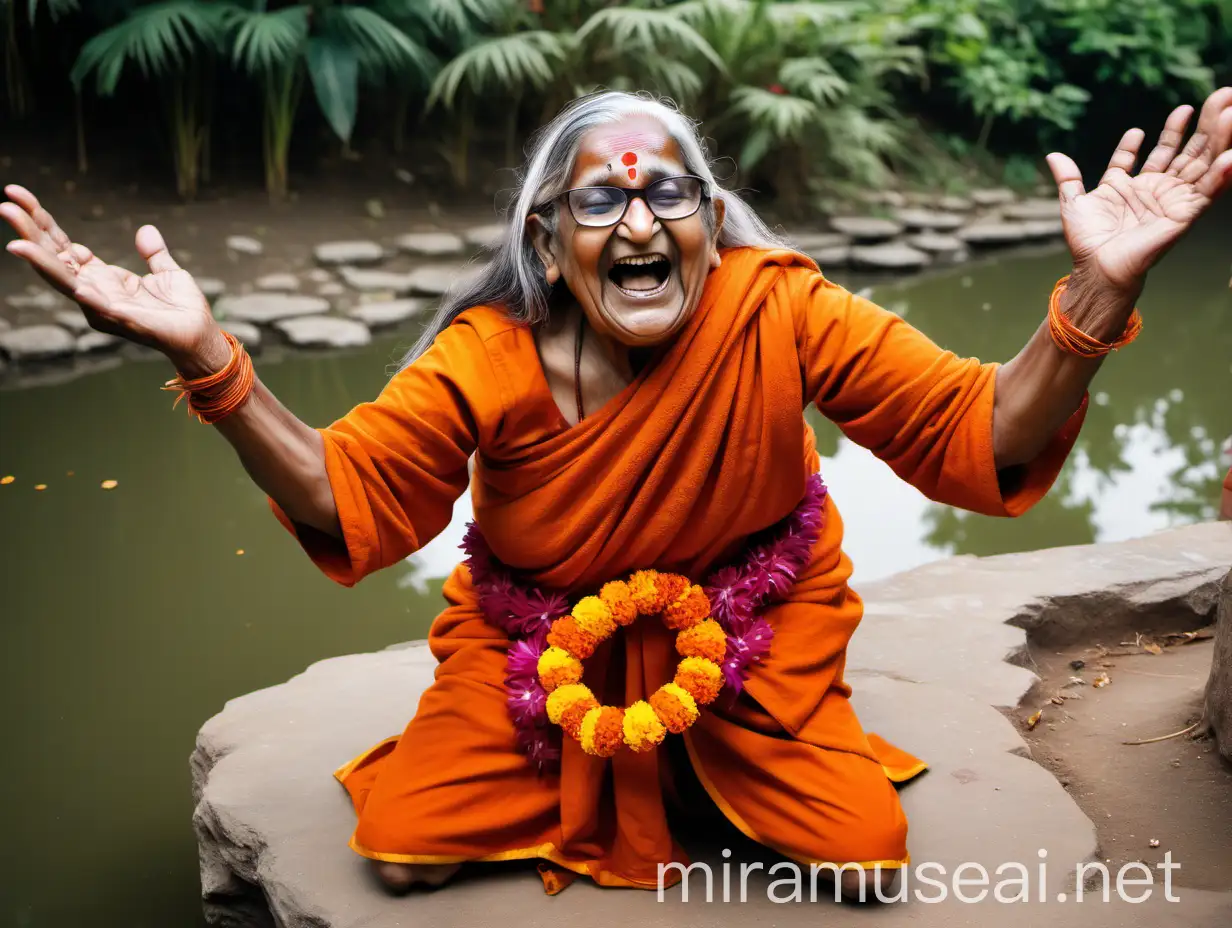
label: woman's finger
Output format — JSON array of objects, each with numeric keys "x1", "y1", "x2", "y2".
[
  {"x1": 3, "y1": 184, "x2": 70, "y2": 249},
  {"x1": 1168, "y1": 87, "x2": 1232, "y2": 177},
  {"x1": 135, "y1": 224, "x2": 181, "y2": 274},
  {"x1": 1195, "y1": 148, "x2": 1232, "y2": 201},
  {"x1": 1140, "y1": 105, "x2": 1193, "y2": 173},
  {"x1": 1046, "y1": 152, "x2": 1086, "y2": 203},
  {"x1": 6, "y1": 239, "x2": 77, "y2": 295},
  {"x1": 1099, "y1": 128, "x2": 1145, "y2": 183},
  {"x1": 0, "y1": 201, "x2": 47, "y2": 244}
]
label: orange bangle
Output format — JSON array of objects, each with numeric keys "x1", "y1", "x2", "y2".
[
  {"x1": 1047, "y1": 276, "x2": 1142, "y2": 359},
  {"x1": 161, "y1": 331, "x2": 255, "y2": 424}
]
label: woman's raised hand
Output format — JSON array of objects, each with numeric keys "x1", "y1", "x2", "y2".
[
  {"x1": 2, "y1": 184, "x2": 226, "y2": 372},
  {"x1": 1046, "y1": 87, "x2": 1232, "y2": 297}
]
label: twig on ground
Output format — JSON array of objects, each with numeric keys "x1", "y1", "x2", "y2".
[{"x1": 1121, "y1": 721, "x2": 1202, "y2": 746}]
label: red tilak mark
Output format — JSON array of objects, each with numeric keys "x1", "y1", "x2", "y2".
[
  {"x1": 621, "y1": 152, "x2": 638, "y2": 166},
  {"x1": 628, "y1": 168, "x2": 637, "y2": 180}
]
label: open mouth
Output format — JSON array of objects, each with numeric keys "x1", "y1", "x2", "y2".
[{"x1": 607, "y1": 253, "x2": 673, "y2": 298}]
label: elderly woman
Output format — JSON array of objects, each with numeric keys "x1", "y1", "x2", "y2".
[{"x1": 5, "y1": 89, "x2": 1232, "y2": 900}]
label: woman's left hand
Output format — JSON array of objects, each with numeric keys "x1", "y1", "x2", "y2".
[{"x1": 1046, "y1": 86, "x2": 1232, "y2": 298}]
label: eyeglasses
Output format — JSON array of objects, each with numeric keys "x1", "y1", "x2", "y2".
[{"x1": 558, "y1": 174, "x2": 707, "y2": 228}]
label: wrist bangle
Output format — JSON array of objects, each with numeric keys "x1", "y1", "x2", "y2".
[
  {"x1": 161, "y1": 331, "x2": 255, "y2": 424},
  {"x1": 1047, "y1": 275, "x2": 1143, "y2": 359}
]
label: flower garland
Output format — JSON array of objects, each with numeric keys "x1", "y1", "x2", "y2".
[{"x1": 461, "y1": 473, "x2": 828, "y2": 772}]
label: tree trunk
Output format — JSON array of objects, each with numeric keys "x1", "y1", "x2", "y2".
[{"x1": 1201, "y1": 568, "x2": 1232, "y2": 761}]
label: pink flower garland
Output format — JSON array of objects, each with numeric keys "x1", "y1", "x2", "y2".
[{"x1": 461, "y1": 473, "x2": 828, "y2": 772}]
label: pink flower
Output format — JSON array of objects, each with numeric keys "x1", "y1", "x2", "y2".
[{"x1": 768, "y1": 84, "x2": 786, "y2": 95}]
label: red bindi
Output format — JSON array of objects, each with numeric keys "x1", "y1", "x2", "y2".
[
  {"x1": 628, "y1": 168, "x2": 637, "y2": 180},
  {"x1": 620, "y1": 152, "x2": 638, "y2": 166}
]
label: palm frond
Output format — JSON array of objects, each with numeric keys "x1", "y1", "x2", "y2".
[
  {"x1": 642, "y1": 57, "x2": 704, "y2": 102},
  {"x1": 427, "y1": 30, "x2": 565, "y2": 109},
  {"x1": 26, "y1": 0, "x2": 78, "y2": 23},
  {"x1": 230, "y1": 6, "x2": 309, "y2": 75},
  {"x1": 729, "y1": 85, "x2": 820, "y2": 140},
  {"x1": 576, "y1": 7, "x2": 724, "y2": 73},
  {"x1": 766, "y1": 2, "x2": 863, "y2": 30},
  {"x1": 421, "y1": 0, "x2": 514, "y2": 40},
  {"x1": 306, "y1": 36, "x2": 359, "y2": 142},
  {"x1": 779, "y1": 57, "x2": 849, "y2": 106},
  {"x1": 70, "y1": 1, "x2": 228, "y2": 95},
  {"x1": 324, "y1": 6, "x2": 435, "y2": 81}
]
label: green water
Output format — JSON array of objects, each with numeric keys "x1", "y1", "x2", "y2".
[{"x1": 0, "y1": 223, "x2": 1229, "y2": 927}]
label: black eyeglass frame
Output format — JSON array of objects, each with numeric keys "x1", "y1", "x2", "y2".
[{"x1": 540, "y1": 174, "x2": 711, "y2": 228}]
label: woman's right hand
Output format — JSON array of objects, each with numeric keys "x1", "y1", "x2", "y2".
[{"x1": 2, "y1": 184, "x2": 228, "y2": 375}]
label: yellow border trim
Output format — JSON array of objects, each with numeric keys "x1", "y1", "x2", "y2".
[
  {"x1": 682, "y1": 733, "x2": 911, "y2": 871},
  {"x1": 333, "y1": 735, "x2": 399, "y2": 783},
  {"x1": 883, "y1": 760, "x2": 929, "y2": 783}
]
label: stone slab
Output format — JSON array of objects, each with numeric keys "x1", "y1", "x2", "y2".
[
  {"x1": 274, "y1": 316, "x2": 371, "y2": 349},
  {"x1": 314, "y1": 241, "x2": 385, "y2": 266},
  {"x1": 226, "y1": 236, "x2": 264, "y2": 256},
  {"x1": 52, "y1": 310, "x2": 91, "y2": 332},
  {"x1": 1002, "y1": 199, "x2": 1061, "y2": 222},
  {"x1": 464, "y1": 223, "x2": 505, "y2": 250},
  {"x1": 1202, "y1": 569, "x2": 1232, "y2": 759},
  {"x1": 75, "y1": 331, "x2": 121, "y2": 353},
  {"x1": 347, "y1": 299, "x2": 430, "y2": 328},
  {"x1": 338, "y1": 267, "x2": 416, "y2": 294},
  {"x1": 894, "y1": 209, "x2": 965, "y2": 232},
  {"x1": 789, "y1": 232, "x2": 849, "y2": 252},
  {"x1": 969, "y1": 189, "x2": 1017, "y2": 207},
  {"x1": 215, "y1": 293, "x2": 331, "y2": 325},
  {"x1": 0, "y1": 324, "x2": 76, "y2": 360},
  {"x1": 408, "y1": 265, "x2": 468, "y2": 297},
  {"x1": 197, "y1": 277, "x2": 226, "y2": 301},
  {"x1": 6, "y1": 289, "x2": 65, "y2": 310},
  {"x1": 219, "y1": 321, "x2": 263, "y2": 351},
  {"x1": 906, "y1": 233, "x2": 966, "y2": 254},
  {"x1": 829, "y1": 217, "x2": 905, "y2": 242},
  {"x1": 957, "y1": 222, "x2": 1033, "y2": 247},
  {"x1": 255, "y1": 273, "x2": 300, "y2": 292},
  {"x1": 396, "y1": 232, "x2": 466, "y2": 257},
  {"x1": 849, "y1": 242, "x2": 931, "y2": 270}
]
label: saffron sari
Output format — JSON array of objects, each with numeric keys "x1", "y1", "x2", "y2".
[{"x1": 272, "y1": 247, "x2": 1084, "y2": 890}]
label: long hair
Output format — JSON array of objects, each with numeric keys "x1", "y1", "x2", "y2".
[{"x1": 401, "y1": 90, "x2": 789, "y2": 367}]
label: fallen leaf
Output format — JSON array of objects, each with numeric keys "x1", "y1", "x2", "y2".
[
  {"x1": 1143, "y1": 643, "x2": 1162, "y2": 655},
  {"x1": 100, "y1": 479, "x2": 118, "y2": 490},
  {"x1": 1026, "y1": 709, "x2": 1043, "y2": 730},
  {"x1": 1050, "y1": 696, "x2": 1065, "y2": 705},
  {"x1": 1064, "y1": 676, "x2": 1086, "y2": 687},
  {"x1": 1149, "y1": 839, "x2": 1160, "y2": 848},
  {"x1": 236, "y1": 549, "x2": 245, "y2": 556},
  {"x1": 1093, "y1": 672, "x2": 1111, "y2": 688},
  {"x1": 34, "y1": 484, "x2": 47, "y2": 491},
  {"x1": 0, "y1": 475, "x2": 13, "y2": 485}
]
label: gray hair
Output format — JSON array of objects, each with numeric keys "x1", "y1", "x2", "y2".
[{"x1": 402, "y1": 90, "x2": 789, "y2": 366}]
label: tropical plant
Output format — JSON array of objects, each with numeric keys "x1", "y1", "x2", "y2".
[
  {"x1": 5, "y1": 0, "x2": 79, "y2": 118},
  {"x1": 71, "y1": 0, "x2": 231, "y2": 200},
  {"x1": 228, "y1": 0, "x2": 434, "y2": 200}
]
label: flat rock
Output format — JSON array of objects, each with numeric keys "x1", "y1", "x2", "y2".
[
  {"x1": 1002, "y1": 198, "x2": 1061, "y2": 221},
  {"x1": 318, "y1": 282, "x2": 346, "y2": 297},
  {"x1": 408, "y1": 264, "x2": 469, "y2": 297},
  {"x1": 219, "y1": 321, "x2": 262, "y2": 351},
  {"x1": 811, "y1": 245, "x2": 850, "y2": 267},
  {"x1": 197, "y1": 277, "x2": 226, "y2": 301},
  {"x1": 894, "y1": 209, "x2": 965, "y2": 232},
  {"x1": 192, "y1": 523, "x2": 1232, "y2": 928},
  {"x1": 957, "y1": 222, "x2": 1032, "y2": 247},
  {"x1": 306, "y1": 268, "x2": 334, "y2": 284},
  {"x1": 1022, "y1": 219, "x2": 1065, "y2": 239},
  {"x1": 396, "y1": 232, "x2": 465, "y2": 257},
  {"x1": 906, "y1": 233, "x2": 966, "y2": 254},
  {"x1": 214, "y1": 293, "x2": 331, "y2": 325},
  {"x1": 0, "y1": 324, "x2": 76, "y2": 361},
  {"x1": 75, "y1": 331, "x2": 121, "y2": 353},
  {"x1": 828, "y1": 216, "x2": 904, "y2": 242},
  {"x1": 274, "y1": 316, "x2": 371, "y2": 349},
  {"x1": 255, "y1": 273, "x2": 300, "y2": 292},
  {"x1": 314, "y1": 241, "x2": 384, "y2": 266},
  {"x1": 849, "y1": 242, "x2": 931, "y2": 270},
  {"x1": 0, "y1": 317, "x2": 10, "y2": 331},
  {"x1": 6, "y1": 290, "x2": 64, "y2": 311},
  {"x1": 969, "y1": 188, "x2": 1018, "y2": 207},
  {"x1": 1203, "y1": 569, "x2": 1232, "y2": 760},
  {"x1": 346, "y1": 299, "x2": 429, "y2": 328},
  {"x1": 789, "y1": 232, "x2": 848, "y2": 252},
  {"x1": 859, "y1": 190, "x2": 907, "y2": 208},
  {"x1": 937, "y1": 195, "x2": 973, "y2": 212},
  {"x1": 52, "y1": 310, "x2": 91, "y2": 333},
  {"x1": 463, "y1": 223, "x2": 505, "y2": 250},
  {"x1": 226, "y1": 236, "x2": 263, "y2": 256},
  {"x1": 338, "y1": 267, "x2": 415, "y2": 294}
]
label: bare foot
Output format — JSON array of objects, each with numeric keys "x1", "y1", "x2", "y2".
[{"x1": 372, "y1": 861, "x2": 461, "y2": 893}]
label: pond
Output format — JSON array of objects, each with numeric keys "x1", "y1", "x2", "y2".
[{"x1": 1, "y1": 218, "x2": 1229, "y2": 927}]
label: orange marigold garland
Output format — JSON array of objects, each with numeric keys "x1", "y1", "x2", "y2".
[{"x1": 462, "y1": 474, "x2": 829, "y2": 772}]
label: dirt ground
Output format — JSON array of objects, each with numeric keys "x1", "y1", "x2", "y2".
[{"x1": 1020, "y1": 634, "x2": 1232, "y2": 890}]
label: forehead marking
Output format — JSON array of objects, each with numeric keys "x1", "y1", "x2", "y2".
[{"x1": 621, "y1": 152, "x2": 638, "y2": 166}]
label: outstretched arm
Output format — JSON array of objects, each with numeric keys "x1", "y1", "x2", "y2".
[
  {"x1": 993, "y1": 87, "x2": 1232, "y2": 469},
  {"x1": 2, "y1": 185, "x2": 339, "y2": 536}
]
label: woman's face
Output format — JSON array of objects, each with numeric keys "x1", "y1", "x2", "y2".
[{"x1": 530, "y1": 114, "x2": 725, "y2": 347}]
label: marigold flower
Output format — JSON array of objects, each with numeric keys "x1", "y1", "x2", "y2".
[
  {"x1": 599, "y1": 580, "x2": 638, "y2": 626},
  {"x1": 674, "y1": 656, "x2": 723, "y2": 705},
  {"x1": 675, "y1": 619, "x2": 727, "y2": 662},
  {"x1": 571, "y1": 595, "x2": 617, "y2": 640},
  {"x1": 664, "y1": 584, "x2": 710, "y2": 630},
  {"x1": 546, "y1": 683, "x2": 595, "y2": 724},
  {"x1": 537, "y1": 646, "x2": 583, "y2": 692},
  {"x1": 559, "y1": 693, "x2": 599, "y2": 739},
  {"x1": 650, "y1": 683, "x2": 700, "y2": 733},
  {"x1": 653, "y1": 573, "x2": 690, "y2": 614},
  {"x1": 627, "y1": 570, "x2": 661, "y2": 613},
  {"x1": 623, "y1": 700, "x2": 667, "y2": 752},
  {"x1": 547, "y1": 616, "x2": 599, "y2": 659},
  {"x1": 592, "y1": 706, "x2": 625, "y2": 757}
]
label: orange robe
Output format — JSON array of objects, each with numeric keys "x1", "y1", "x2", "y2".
[{"x1": 273, "y1": 247, "x2": 1084, "y2": 889}]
